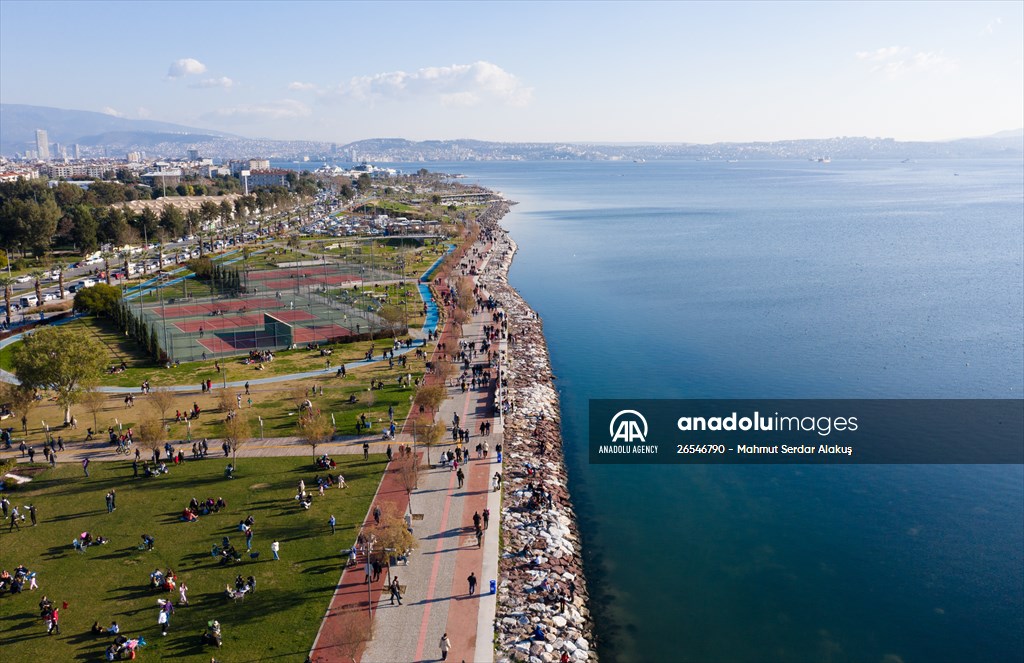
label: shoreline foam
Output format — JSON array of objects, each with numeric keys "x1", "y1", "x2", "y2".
[{"x1": 477, "y1": 202, "x2": 597, "y2": 662}]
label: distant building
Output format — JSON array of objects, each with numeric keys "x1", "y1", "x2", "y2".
[
  {"x1": 187, "y1": 148, "x2": 201, "y2": 161},
  {"x1": 247, "y1": 168, "x2": 290, "y2": 188},
  {"x1": 141, "y1": 169, "x2": 182, "y2": 188},
  {"x1": 46, "y1": 163, "x2": 107, "y2": 179},
  {"x1": 35, "y1": 129, "x2": 50, "y2": 161},
  {"x1": 127, "y1": 151, "x2": 143, "y2": 163},
  {"x1": 229, "y1": 158, "x2": 271, "y2": 175}
]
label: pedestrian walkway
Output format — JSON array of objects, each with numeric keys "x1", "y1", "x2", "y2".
[{"x1": 310, "y1": 239, "x2": 506, "y2": 663}]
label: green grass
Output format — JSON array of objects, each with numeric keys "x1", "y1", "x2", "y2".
[{"x1": 0, "y1": 455, "x2": 384, "y2": 662}]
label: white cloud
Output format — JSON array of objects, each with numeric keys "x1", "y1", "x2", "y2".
[
  {"x1": 101, "y1": 106, "x2": 124, "y2": 117},
  {"x1": 288, "y1": 81, "x2": 317, "y2": 91},
  {"x1": 167, "y1": 58, "x2": 207, "y2": 78},
  {"x1": 984, "y1": 17, "x2": 1003, "y2": 35},
  {"x1": 856, "y1": 46, "x2": 908, "y2": 62},
  {"x1": 136, "y1": 107, "x2": 152, "y2": 119},
  {"x1": 207, "y1": 99, "x2": 311, "y2": 122},
  {"x1": 329, "y1": 61, "x2": 532, "y2": 106},
  {"x1": 856, "y1": 46, "x2": 957, "y2": 78},
  {"x1": 191, "y1": 76, "x2": 235, "y2": 89}
]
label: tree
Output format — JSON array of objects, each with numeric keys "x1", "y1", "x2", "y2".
[
  {"x1": 55, "y1": 262, "x2": 70, "y2": 300},
  {"x1": 148, "y1": 387, "x2": 176, "y2": 423},
  {"x1": 30, "y1": 269, "x2": 46, "y2": 305},
  {"x1": 71, "y1": 205, "x2": 99, "y2": 252},
  {"x1": 414, "y1": 419, "x2": 444, "y2": 466},
  {"x1": 137, "y1": 415, "x2": 167, "y2": 460},
  {"x1": 297, "y1": 408, "x2": 333, "y2": 461},
  {"x1": 396, "y1": 451, "x2": 422, "y2": 513},
  {"x1": 0, "y1": 383, "x2": 38, "y2": 433},
  {"x1": 79, "y1": 386, "x2": 108, "y2": 432},
  {"x1": 73, "y1": 282, "x2": 121, "y2": 317},
  {"x1": 0, "y1": 276, "x2": 14, "y2": 325},
  {"x1": 100, "y1": 251, "x2": 115, "y2": 284},
  {"x1": 378, "y1": 304, "x2": 408, "y2": 337},
  {"x1": 11, "y1": 326, "x2": 106, "y2": 424},
  {"x1": 414, "y1": 384, "x2": 446, "y2": 417},
  {"x1": 223, "y1": 412, "x2": 252, "y2": 467},
  {"x1": 372, "y1": 503, "x2": 417, "y2": 574},
  {"x1": 159, "y1": 205, "x2": 185, "y2": 237}
]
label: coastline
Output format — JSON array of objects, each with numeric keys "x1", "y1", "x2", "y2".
[{"x1": 477, "y1": 202, "x2": 597, "y2": 662}]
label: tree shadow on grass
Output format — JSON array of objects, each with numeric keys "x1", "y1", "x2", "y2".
[
  {"x1": 92, "y1": 546, "x2": 138, "y2": 561},
  {"x1": 46, "y1": 510, "x2": 99, "y2": 522}
]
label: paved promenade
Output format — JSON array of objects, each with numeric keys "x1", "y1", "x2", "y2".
[{"x1": 310, "y1": 240, "x2": 505, "y2": 663}]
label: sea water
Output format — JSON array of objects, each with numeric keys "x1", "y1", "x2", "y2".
[{"x1": 446, "y1": 159, "x2": 1023, "y2": 663}]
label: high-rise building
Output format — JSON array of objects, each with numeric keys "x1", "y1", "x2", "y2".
[
  {"x1": 187, "y1": 148, "x2": 200, "y2": 161},
  {"x1": 73, "y1": 144, "x2": 81, "y2": 159},
  {"x1": 35, "y1": 129, "x2": 50, "y2": 161}
]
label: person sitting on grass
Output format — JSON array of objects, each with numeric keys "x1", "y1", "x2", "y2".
[
  {"x1": 141, "y1": 534, "x2": 155, "y2": 551},
  {"x1": 225, "y1": 464, "x2": 235, "y2": 479}
]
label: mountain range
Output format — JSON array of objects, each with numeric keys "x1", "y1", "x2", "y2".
[{"x1": 2, "y1": 103, "x2": 1021, "y2": 162}]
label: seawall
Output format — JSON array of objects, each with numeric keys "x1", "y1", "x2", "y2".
[{"x1": 477, "y1": 203, "x2": 597, "y2": 662}]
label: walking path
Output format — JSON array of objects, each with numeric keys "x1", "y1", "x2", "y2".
[{"x1": 310, "y1": 239, "x2": 505, "y2": 663}]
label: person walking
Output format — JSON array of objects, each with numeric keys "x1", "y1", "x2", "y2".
[
  {"x1": 482, "y1": 508, "x2": 490, "y2": 530},
  {"x1": 158, "y1": 606, "x2": 169, "y2": 635},
  {"x1": 456, "y1": 468, "x2": 465, "y2": 489},
  {"x1": 179, "y1": 583, "x2": 189, "y2": 606},
  {"x1": 439, "y1": 633, "x2": 452, "y2": 661},
  {"x1": 328, "y1": 514, "x2": 336, "y2": 535},
  {"x1": 468, "y1": 572, "x2": 477, "y2": 595},
  {"x1": 48, "y1": 607, "x2": 60, "y2": 635},
  {"x1": 245, "y1": 528, "x2": 253, "y2": 551},
  {"x1": 271, "y1": 540, "x2": 280, "y2": 560},
  {"x1": 82, "y1": 457, "x2": 90, "y2": 477},
  {"x1": 105, "y1": 492, "x2": 113, "y2": 514},
  {"x1": 475, "y1": 526, "x2": 483, "y2": 548},
  {"x1": 362, "y1": 442, "x2": 369, "y2": 460},
  {"x1": 472, "y1": 511, "x2": 481, "y2": 531},
  {"x1": 9, "y1": 511, "x2": 20, "y2": 531},
  {"x1": 389, "y1": 577, "x2": 402, "y2": 605},
  {"x1": 110, "y1": 489, "x2": 116, "y2": 510},
  {"x1": 373, "y1": 506, "x2": 382, "y2": 526},
  {"x1": 28, "y1": 504, "x2": 37, "y2": 526}
]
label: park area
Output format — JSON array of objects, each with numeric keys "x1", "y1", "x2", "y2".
[{"x1": 0, "y1": 454, "x2": 385, "y2": 661}]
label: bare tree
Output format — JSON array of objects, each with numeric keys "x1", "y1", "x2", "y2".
[
  {"x1": 216, "y1": 388, "x2": 236, "y2": 415},
  {"x1": 297, "y1": 409, "x2": 333, "y2": 461},
  {"x1": 223, "y1": 413, "x2": 252, "y2": 467},
  {"x1": 415, "y1": 420, "x2": 444, "y2": 467},
  {"x1": 148, "y1": 386, "x2": 177, "y2": 423},
  {"x1": 137, "y1": 415, "x2": 167, "y2": 461},
  {"x1": 334, "y1": 609, "x2": 373, "y2": 663},
  {"x1": 79, "y1": 387, "x2": 108, "y2": 432},
  {"x1": 396, "y1": 451, "x2": 422, "y2": 513}
]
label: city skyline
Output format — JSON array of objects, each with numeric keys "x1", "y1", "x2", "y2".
[{"x1": 1, "y1": 1, "x2": 1022, "y2": 145}]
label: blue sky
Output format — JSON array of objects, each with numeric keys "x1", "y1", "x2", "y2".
[{"x1": 1, "y1": 1, "x2": 1021, "y2": 143}]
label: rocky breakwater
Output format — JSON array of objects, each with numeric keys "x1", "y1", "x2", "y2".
[{"x1": 478, "y1": 213, "x2": 596, "y2": 663}]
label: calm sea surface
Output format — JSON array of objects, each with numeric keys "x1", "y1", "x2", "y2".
[
  {"x1": 440, "y1": 159, "x2": 1024, "y2": 663},
  {"x1": 315, "y1": 158, "x2": 1024, "y2": 662}
]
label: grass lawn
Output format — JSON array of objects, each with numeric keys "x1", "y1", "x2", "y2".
[
  {"x1": 6, "y1": 349, "x2": 425, "y2": 447},
  {"x1": 0, "y1": 455, "x2": 384, "y2": 662}
]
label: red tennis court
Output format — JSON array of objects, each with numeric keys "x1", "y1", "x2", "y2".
[
  {"x1": 292, "y1": 324, "x2": 353, "y2": 343},
  {"x1": 155, "y1": 297, "x2": 280, "y2": 318}
]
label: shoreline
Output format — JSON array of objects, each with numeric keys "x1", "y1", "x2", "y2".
[{"x1": 477, "y1": 202, "x2": 597, "y2": 662}]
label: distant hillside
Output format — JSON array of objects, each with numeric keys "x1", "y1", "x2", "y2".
[{"x1": 0, "y1": 103, "x2": 237, "y2": 154}]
